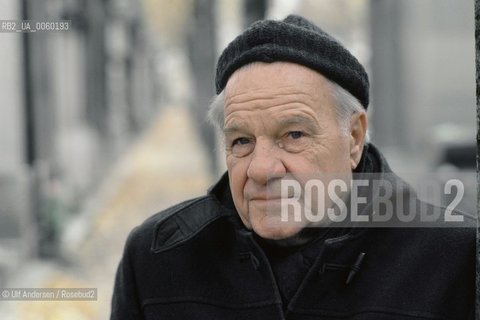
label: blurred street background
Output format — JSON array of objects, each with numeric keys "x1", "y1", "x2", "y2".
[{"x1": 0, "y1": 0, "x2": 476, "y2": 319}]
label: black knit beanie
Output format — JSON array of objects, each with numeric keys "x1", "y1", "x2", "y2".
[{"x1": 215, "y1": 14, "x2": 370, "y2": 109}]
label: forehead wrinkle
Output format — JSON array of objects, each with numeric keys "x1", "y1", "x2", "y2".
[
  {"x1": 224, "y1": 102, "x2": 314, "y2": 126},
  {"x1": 224, "y1": 99, "x2": 320, "y2": 119},
  {"x1": 225, "y1": 88, "x2": 316, "y2": 110}
]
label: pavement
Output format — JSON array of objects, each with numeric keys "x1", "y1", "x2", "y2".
[{"x1": 0, "y1": 105, "x2": 214, "y2": 319}]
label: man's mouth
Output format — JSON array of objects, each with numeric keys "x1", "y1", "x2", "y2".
[{"x1": 250, "y1": 196, "x2": 282, "y2": 201}]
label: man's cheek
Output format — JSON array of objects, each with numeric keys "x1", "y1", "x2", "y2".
[{"x1": 238, "y1": 205, "x2": 253, "y2": 228}]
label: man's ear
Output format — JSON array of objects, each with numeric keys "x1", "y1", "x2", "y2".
[{"x1": 349, "y1": 112, "x2": 368, "y2": 170}]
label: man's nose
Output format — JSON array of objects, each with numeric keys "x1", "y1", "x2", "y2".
[{"x1": 246, "y1": 139, "x2": 286, "y2": 185}]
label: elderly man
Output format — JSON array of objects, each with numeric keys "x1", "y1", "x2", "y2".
[{"x1": 111, "y1": 15, "x2": 474, "y2": 319}]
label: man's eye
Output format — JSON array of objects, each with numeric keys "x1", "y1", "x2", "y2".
[
  {"x1": 232, "y1": 137, "x2": 251, "y2": 146},
  {"x1": 288, "y1": 131, "x2": 304, "y2": 139}
]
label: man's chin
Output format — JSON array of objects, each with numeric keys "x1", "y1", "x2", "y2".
[{"x1": 251, "y1": 217, "x2": 306, "y2": 240}]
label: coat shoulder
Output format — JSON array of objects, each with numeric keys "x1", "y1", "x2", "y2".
[{"x1": 125, "y1": 195, "x2": 230, "y2": 255}]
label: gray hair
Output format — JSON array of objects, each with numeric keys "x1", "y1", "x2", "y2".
[
  {"x1": 325, "y1": 80, "x2": 368, "y2": 136},
  {"x1": 207, "y1": 78, "x2": 368, "y2": 139}
]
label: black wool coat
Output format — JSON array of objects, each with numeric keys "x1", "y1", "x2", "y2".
[{"x1": 111, "y1": 150, "x2": 475, "y2": 320}]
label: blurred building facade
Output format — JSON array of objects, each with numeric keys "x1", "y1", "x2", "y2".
[
  {"x1": 370, "y1": 0, "x2": 475, "y2": 169},
  {"x1": 0, "y1": 0, "x2": 158, "y2": 285},
  {"x1": 369, "y1": 0, "x2": 475, "y2": 213}
]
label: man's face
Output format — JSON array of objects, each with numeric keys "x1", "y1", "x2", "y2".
[{"x1": 224, "y1": 62, "x2": 361, "y2": 240}]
